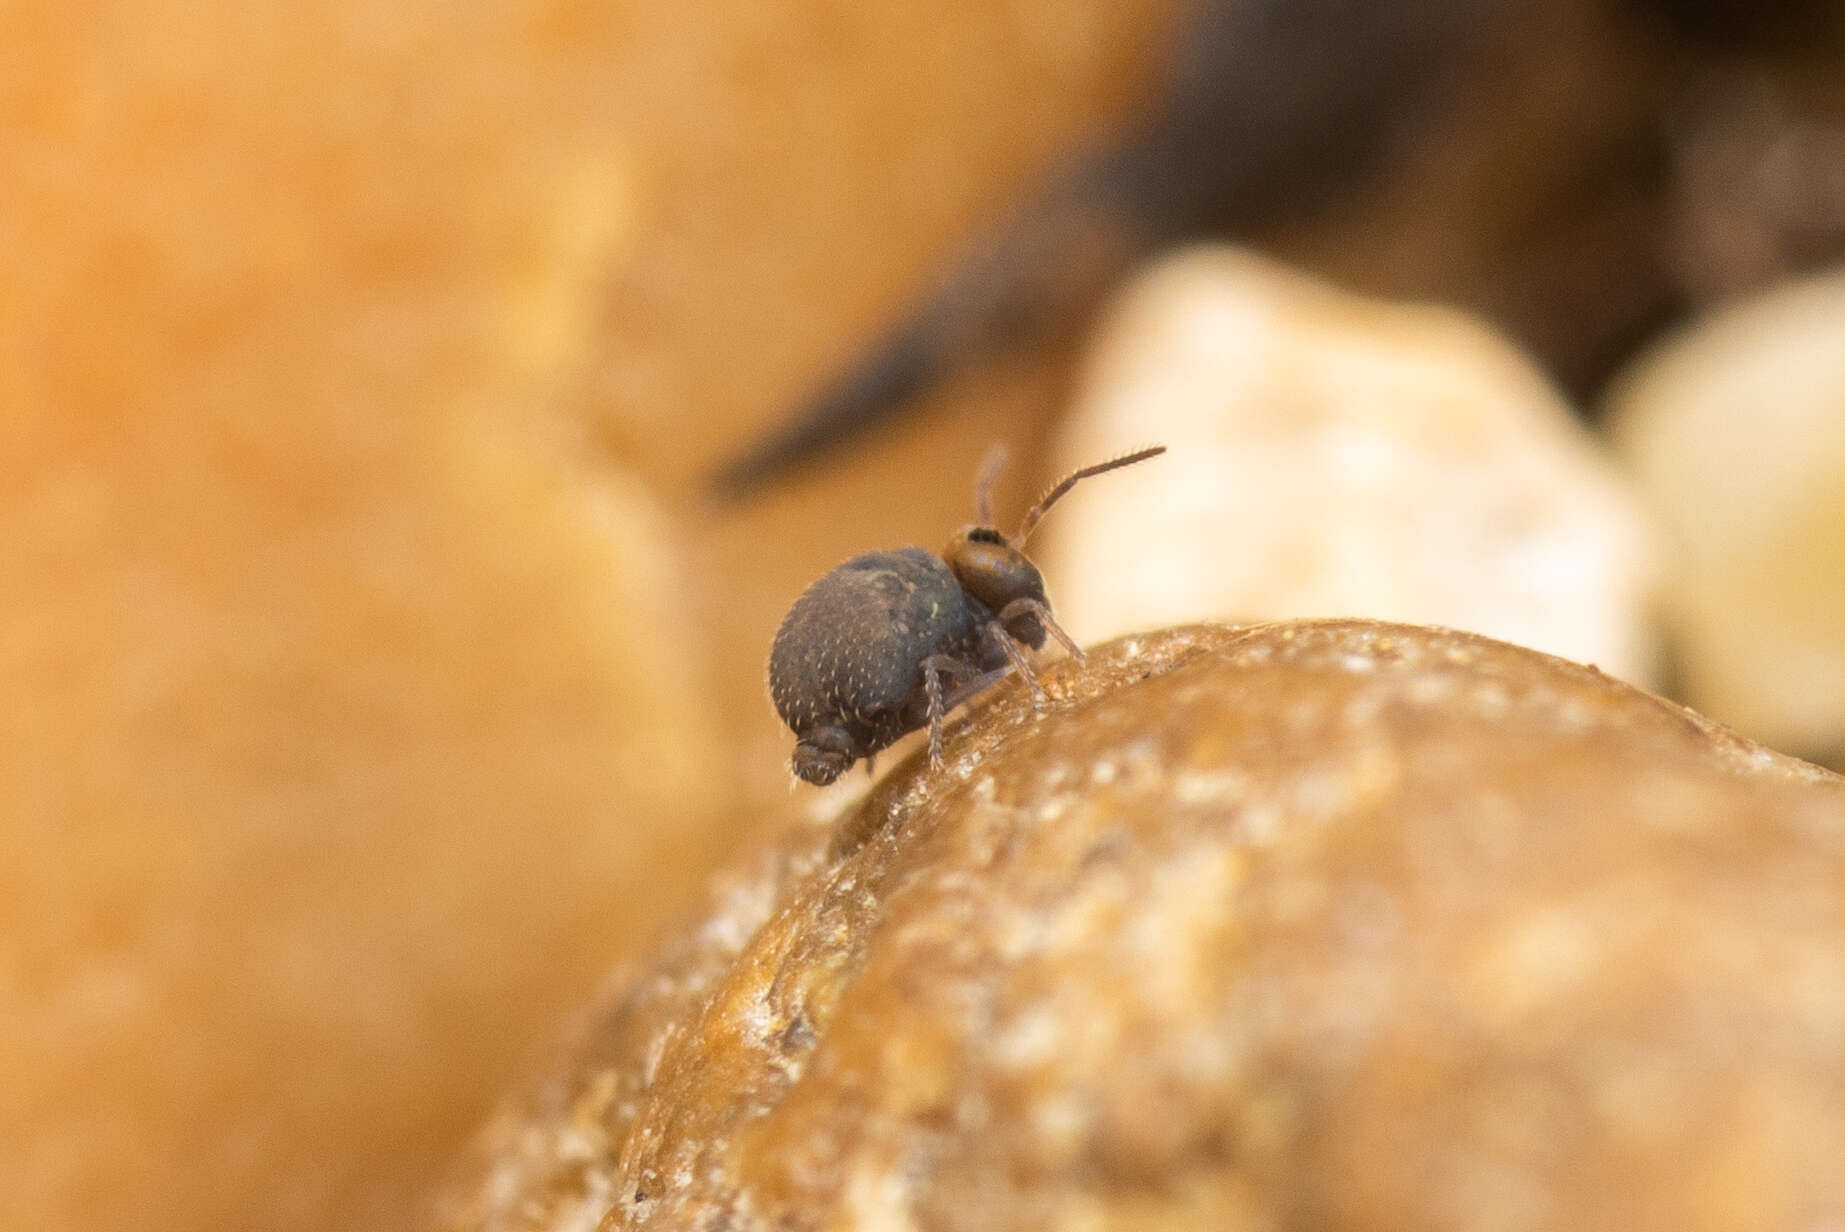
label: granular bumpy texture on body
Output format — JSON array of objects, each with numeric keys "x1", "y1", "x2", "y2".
[
  {"x1": 769, "y1": 548, "x2": 973, "y2": 734},
  {"x1": 436, "y1": 621, "x2": 1845, "y2": 1232}
]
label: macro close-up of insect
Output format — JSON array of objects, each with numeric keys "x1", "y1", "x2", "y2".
[{"x1": 768, "y1": 445, "x2": 1165, "y2": 785}]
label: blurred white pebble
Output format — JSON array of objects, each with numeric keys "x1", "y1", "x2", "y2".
[
  {"x1": 1608, "y1": 263, "x2": 1845, "y2": 760},
  {"x1": 1040, "y1": 246, "x2": 1663, "y2": 687}
]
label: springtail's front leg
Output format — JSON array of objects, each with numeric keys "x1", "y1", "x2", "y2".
[{"x1": 985, "y1": 622, "x2": 1046, "y2": 705}]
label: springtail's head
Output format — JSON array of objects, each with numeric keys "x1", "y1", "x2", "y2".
[{"x1": 942, "y1": 444, "x2": 1165, "y2": 615}]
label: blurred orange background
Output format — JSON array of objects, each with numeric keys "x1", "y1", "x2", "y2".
[{"x1": 6, "y1": 2, "x2": 1844, "y2": 1230}]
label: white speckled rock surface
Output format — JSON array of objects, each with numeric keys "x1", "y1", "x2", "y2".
[
  {"x1": 1038, "y1": 248, "x2": 1662, "y2": 687},
  {"x1": 434, "y1": 621, "x2": 1845, "y2": 1232}
]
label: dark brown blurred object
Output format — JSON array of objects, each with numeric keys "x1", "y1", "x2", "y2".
[
  {"x1": 706, "y1": 0, "x2": 1503, "y2": 498},
  {"x1": 711, "y1": 0, "x2": 1845, "y2": 496},
  {"x1": 434, "y1": 622, "x2": 1845, "y2": 1232}
]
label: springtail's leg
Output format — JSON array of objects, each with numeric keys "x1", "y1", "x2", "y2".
[
  {"x1": 918, "y1": 654, "x2": 976, "y2": 766},
  {"x1": 986, "y1": 622, "x2": 1046, "y2": 704}
]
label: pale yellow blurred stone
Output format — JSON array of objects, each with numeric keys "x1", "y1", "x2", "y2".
[
  {"x1": 1607, "y1": 263, "x2": 1845, "y2": 760},
  {"x1": 1038, "y1": 246, "x2": 1662, "y2": 686}
]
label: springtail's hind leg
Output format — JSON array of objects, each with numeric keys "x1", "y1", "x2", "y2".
[
  {"x1": 919, "y1": 654, "x2": 982, "y2": 767},
  {"x1": 996, "y1": 596, "x2": 1085, "y2": 663},
  {"x1": 986, "y1": 622, "x2": 1047, "y2": 704}
]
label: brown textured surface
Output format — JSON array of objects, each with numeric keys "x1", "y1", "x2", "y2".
[{"x1": 435, "y1": 621, "x2": 1845, "y2": 1232}]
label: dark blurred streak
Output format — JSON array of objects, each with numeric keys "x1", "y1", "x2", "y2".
[
  {"x1": 1137, "y1": 0, "x2": 1498, "y2": 233},
  {"x1": 1657, "y1": 0, "x2": 1845, "y2": 51},
  {"x1": 708, "y1": 0, "x2": 1499, "y2": 501},
  {"x1": 704, "y1": 151, "x2": 1153, "y2": 499},
  {"x1": 1489, "y1": 127, "x2": 1685, "y2": 398},
  {"x1": 708, "y1": 0, "x2": 1845, "y2": 501}
]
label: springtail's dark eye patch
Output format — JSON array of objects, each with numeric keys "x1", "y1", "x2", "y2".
[{"x1": 968, "y1": 527, "x2": 1006, "y2": 545}]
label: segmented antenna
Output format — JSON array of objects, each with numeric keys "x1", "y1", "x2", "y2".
[
  {"x1": 1014, "y1": 446, "x2": 1166, "y2": 545},
  {"x1": 973, "y1": 444, "x2": 1010, "y2": 528}
]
